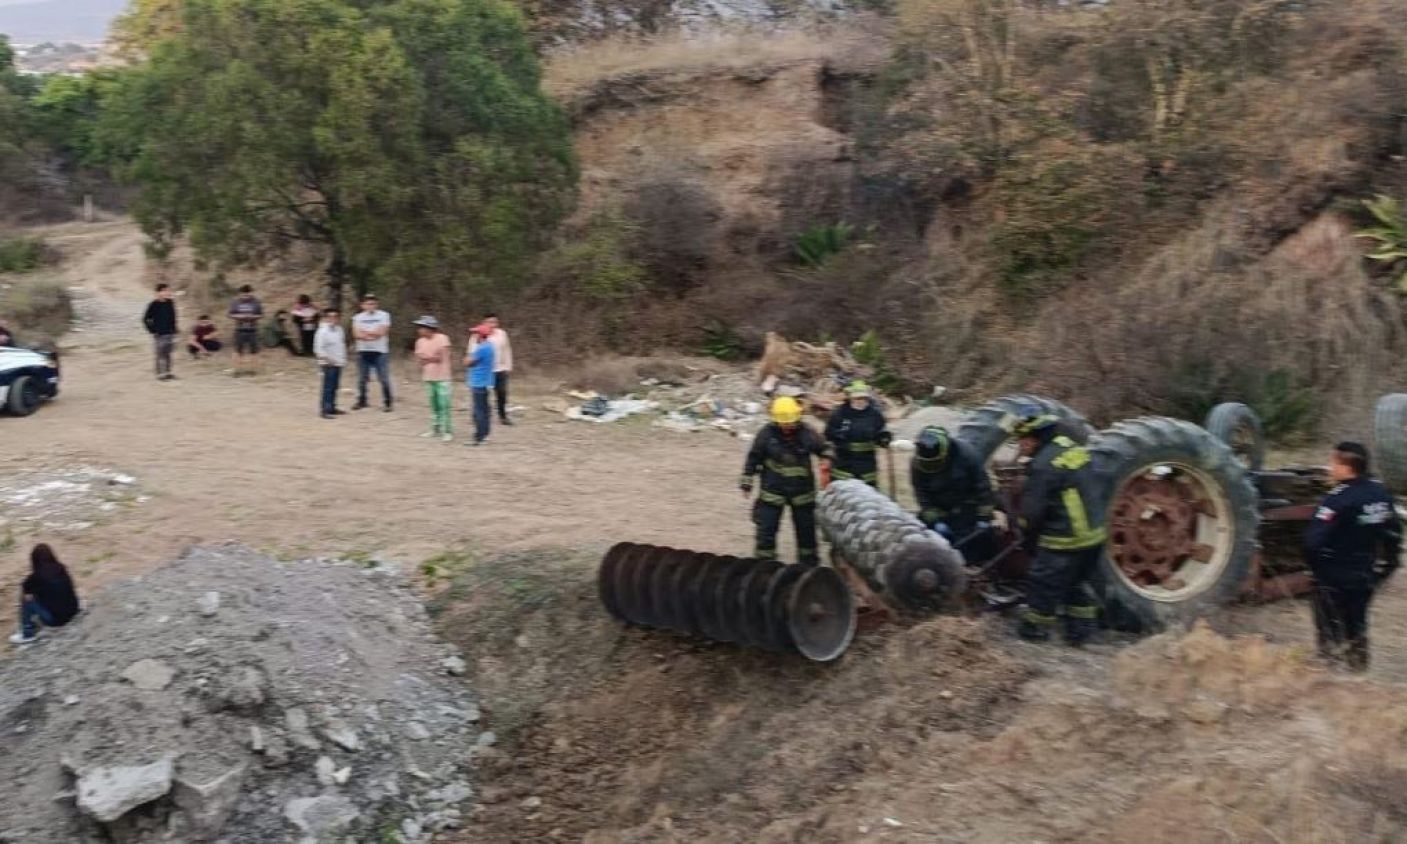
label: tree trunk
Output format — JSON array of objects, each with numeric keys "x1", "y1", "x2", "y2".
[{"x1": 327, "y1": 246, "x2": 349, "y2": 313}]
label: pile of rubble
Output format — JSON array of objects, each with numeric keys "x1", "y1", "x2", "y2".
[
  {"x1": 559, "y1": 333, "x2": 907, "y2": 437},
  {"x1": 0, "y1": 545, "x2": 480, "y2": 844}
]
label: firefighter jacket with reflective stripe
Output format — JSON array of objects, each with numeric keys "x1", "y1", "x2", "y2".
[
  {"x1": 911, "y1": 438, "x2": 994, "y2": 529},
  {"x1": 1305, "y1": 475, "x2": 1403, "y2": 588},
  {"x1": 742, "y1": 423, "x2": 829, "y2": 506},
  {"x1": 825, "y1": 403, "x2": 888, "y2": 482},
  {"x1": 1021, "y1": 434, "x2": 1107, "y2": 551}
]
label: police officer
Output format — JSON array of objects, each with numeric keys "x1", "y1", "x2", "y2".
[
  {"x1": 1014, "y1": 412, "x2": 1107, "y2": 645},
  {"x1": 910, "y1": 425, "x2": 997, "y2": 562},
  {"x1": 1305, "y1": 441, "x2": 1402, "y2": 672},
  {"x1": 741, "y1": 397, "x2": 830, "y2": 565},
  {"x1": 825, "y1": 381, "x2": 891, "y2": 487}
]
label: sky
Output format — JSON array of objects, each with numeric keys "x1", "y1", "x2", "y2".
[{"x1": 0, "y1": 0, "x2": 126, "y2": 44}]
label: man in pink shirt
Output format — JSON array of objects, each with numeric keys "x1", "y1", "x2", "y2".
[{"x1": 413, "y1": 315, "x2": 454, "y2": 442}]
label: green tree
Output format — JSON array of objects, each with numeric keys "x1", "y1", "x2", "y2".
[
  {"x1": 106, "y1": 0, "x2": 576, "y2": 306},
  {"x1": 31, "y1": 72, "x2": 129, "y2": 169}
]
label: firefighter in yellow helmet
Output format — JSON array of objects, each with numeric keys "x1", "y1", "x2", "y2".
[
  {"x1": 1013, "y1": 410, "x2": 1108, "y2": 645},
  {"x1": 740, "y1": 396, "x2": 830, "y2": 565}
]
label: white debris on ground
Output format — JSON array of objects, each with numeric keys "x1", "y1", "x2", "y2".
[
  {"x1": 556, "y1": 334, "x2": 951, "y2": 438},
  {"x1": 0, "y1": 465, "x2": 146, "y2": 537},
  {"x1": 0, "y1": 545, "x2": 479, "y2": 844},
  {"x1": 563, "y1": 398, "x2": 659, "y2": 423}
]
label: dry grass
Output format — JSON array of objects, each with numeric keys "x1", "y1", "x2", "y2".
[
  {"x1": 0, "y1": 277, "x2": 73, "y2": 348},
  {"x1": 544, "y1": 21, "x2": 890, "y2": 100}
]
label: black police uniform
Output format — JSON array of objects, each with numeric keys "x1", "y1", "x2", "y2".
[
  {"x1": 1019, "y1": 432, "x2": 1108, "y2": 644},
  {"x1": 825, "y1": 403, "x2": 890, "y2": 486},
  {"x1": 1305, "y1": 474, "x2": 1402, "y2": 670},
  {"x1": 741, "y1": 423, "x2": 829, "y2": 564},
  {"x1": 911, "y1": 437, "x2": 996, "y2": 560}
]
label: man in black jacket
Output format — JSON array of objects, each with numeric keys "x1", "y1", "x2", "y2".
[
  {"x1": 142, "y1": 283, "x2": 179, "y2": 381},
  {"x1": 910, "y1": 425, "x2": 996, "y2": 561},
  {"x1": 826, "y1": 381, "x2": 890, "y2": 487},
  {"x1": 1305, "y1": 441, "x2": 1402, "y2": 671},
  {"x1": 741, "y1": 396, "x2": 830, "y2": 565},
  {"x1": 1014, "y1": 412, "x2": 1108, "y2": 645}
]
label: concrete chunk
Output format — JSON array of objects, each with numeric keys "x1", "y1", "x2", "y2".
[
  {"x1": 75, "y1": 755, "x2": 175, "y2": 823},
  {"x1": 121, "y1": 659, "x2": 176, "y2": 692}
]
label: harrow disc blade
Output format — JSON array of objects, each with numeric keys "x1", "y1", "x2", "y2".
[
  {"x1": 688, "y1": 555, "x2": 731, "y2": 641},
  {"x1": 764, "y1": 565, "x2": 808, "y2": 650},
  {"x1": 648, "y1": 549, "x2": 692, "y2": 630},
  {"x1": 598, "y1": 542, "x2": 636, "y2": 623},
  {"x1": 712, "y1": 557, "x2": 751, "y2": 644},
  {"x1": 786, "y1": 566, "x2": 856, "y2": 662},
  {"x1": 738, "y1": 559, "x2": 785, "y2": 649},
  {"x1": 614, "y1": 544, "x2": 651, "y2": 624}
]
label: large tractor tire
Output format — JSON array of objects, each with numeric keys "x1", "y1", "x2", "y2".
[
  {"x1": 1086, "y1": 417, "x2": 1259, "y2": 632},
  {"x1": 1203, "y1": 402, "x2": 1265, "y2": 471},
  {"x1": 1373, "y1": 394, "x2": 1407, "y2": 495},
  {"x1": 957, "y1": 394, "x2": 1094, "y2": 464}
]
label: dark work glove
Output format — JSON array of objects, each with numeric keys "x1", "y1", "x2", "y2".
[{"x1": 876, "y1": 431, "x2": 893, "y2": 448}]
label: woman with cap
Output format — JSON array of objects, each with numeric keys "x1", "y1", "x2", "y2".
[
  {"x1": 824, "y1": 380, "x2": 891, "y2": 488},
  {"x1": 412, "y1": 315, "x2": 454, "y2": 442}
]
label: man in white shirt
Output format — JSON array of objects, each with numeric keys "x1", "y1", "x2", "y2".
[
  {"x1": 314, "y1": 307, "x2": 348, "y2": 418},
  {"x1": 351, "y1": 294, "x2": 393, "y2": 412}
]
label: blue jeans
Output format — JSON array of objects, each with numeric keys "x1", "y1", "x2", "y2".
[
  {"x1": 321, "y1": 365, "x2": 342, "y2": 414},
  {"x1": 472, "y1": 387, "x2": 492, "y2": 442},
  {"x1": 20, "y1": 597, "x2": 54, "y2": 638},
  {"x1": 357, "y1": 351, "x2": 392, "y2": 407}
]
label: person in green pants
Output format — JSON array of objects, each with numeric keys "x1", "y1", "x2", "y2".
[{"x1": 413, "y1": 316, "x2": 454, "y2": 442}]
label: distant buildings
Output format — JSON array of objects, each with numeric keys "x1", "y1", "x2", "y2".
[{"x1": 14, "y1": 41, "x2": 120, "y2": 76}]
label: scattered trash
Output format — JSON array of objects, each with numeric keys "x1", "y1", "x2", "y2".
[{"x1": 565, "y1": 399, "x2": 659, "y2": 424}]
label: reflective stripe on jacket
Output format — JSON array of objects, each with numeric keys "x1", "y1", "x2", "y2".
[
  {"x1": 1020, "y1": 434, "x2": 1107, "y2": 551},
  {"x1": 742, "y1": 423, "x2": 828, "y2": 505}
]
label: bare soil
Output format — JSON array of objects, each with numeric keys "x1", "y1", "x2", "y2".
[
  {"x1": 0, "y1": 220, "x2": 757, "y2": 634},
  {"x1": 10, "y1": 221, "x2": 1407, "y2": 844}
]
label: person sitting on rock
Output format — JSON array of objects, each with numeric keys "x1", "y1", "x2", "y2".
[{"x1": 10, "y1": 543, "x2": 81, "y2": 645}]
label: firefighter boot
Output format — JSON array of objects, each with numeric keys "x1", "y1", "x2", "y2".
[{"x1": 1017, "y1": 608, "x2": 1056, "y2": 642}]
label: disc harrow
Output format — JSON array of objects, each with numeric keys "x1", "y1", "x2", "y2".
[
  {"x1": 818, "y1": 479, "x2": 969, "y2": 610},
  {"x1": 598, "y1": 543, "x2": 856, "y2": 662}
]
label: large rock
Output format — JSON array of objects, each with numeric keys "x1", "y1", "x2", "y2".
[
  {"x1": 172, "y1": 762, "x2": 248, "y2": 838},
  {"x1": 120, "y1": 659, "x2": 176, "y2": 692},
  {"x1": 74, "y1": 755, "x2": 175, "y2": 823},
  {"x1": 284, "y1": 794, "x2": 359, "y2": 839}
]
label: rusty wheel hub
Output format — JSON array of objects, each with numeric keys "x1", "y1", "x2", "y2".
[{"x1": 1109, "y1": 472, "x2": 1213, "y2": 589}]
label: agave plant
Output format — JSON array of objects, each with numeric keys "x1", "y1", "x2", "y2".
[
  {"x1": 794, "y1": 222, "x2": 854, "y2": 268},
  {"x1": 1357, "y1": 194, "x2": 1407, "y2": 292}
]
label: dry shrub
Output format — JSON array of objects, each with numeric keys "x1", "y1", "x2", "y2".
[
  {"x1": 620, "y1": 157, "x2": 722, "y2": 294},
  {"x1": 0, "y1": 278, "x2": 73, "y2": 347},
  {"x1": 1034, "y1": 211, "x2": 1407, "y2": 437}
]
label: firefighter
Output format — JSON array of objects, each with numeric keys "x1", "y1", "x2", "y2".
[
  {"x1": 1014, "y1": 412, "x2": 1108, "y2": 645},
  {"x1": 741, "y1": 396, "x2": 830, "y2": 565},
  {"x1": 910, "y1": 425, "x2": 997, "y2": 562},
  {"x1": 825, "y1": 381, "x2": 891, "y2": 487},
  {"x1": 1305, "y1": 441, "x2": 1402, "y2": 672}
]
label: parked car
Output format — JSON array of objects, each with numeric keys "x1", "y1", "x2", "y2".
[{"x1": 0, "y1": 345, "x2": 60, "y2": 416}]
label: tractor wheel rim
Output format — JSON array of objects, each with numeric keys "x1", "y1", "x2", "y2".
[{"x1": 1107, "y1": 461, "x2": 1234, "y2": 602}]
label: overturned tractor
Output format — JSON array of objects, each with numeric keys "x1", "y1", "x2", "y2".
[{"x1": 599, "y1": 392, "x2": 1407, "y2": 659}]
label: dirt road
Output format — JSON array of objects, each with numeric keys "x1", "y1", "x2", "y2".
[{"x1": 1, "y1": 220, "x2": 755, "y2": 630}]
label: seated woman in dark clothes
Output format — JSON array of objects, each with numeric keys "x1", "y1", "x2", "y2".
[
  {"x1": 189, "y1": 315, "x2": 223, "y2": 358},
  {"x1": 10, "y1": 544, "x2": 80, "y2": 645}
]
